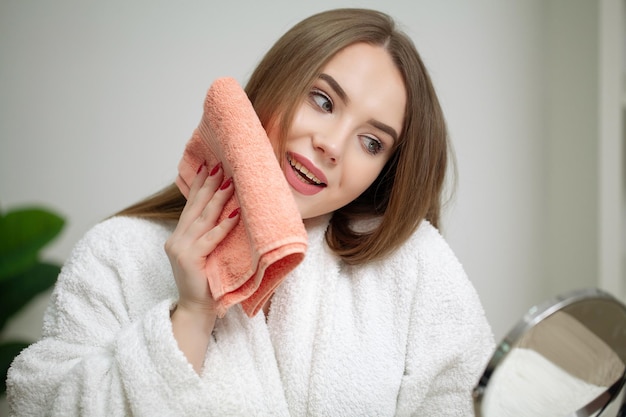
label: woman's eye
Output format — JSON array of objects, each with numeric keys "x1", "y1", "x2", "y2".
[
  {"x1": 310, "y1": 89, "x2": 333, "y2": 113},
  {"x1": 362, "y1": 136, "x2": 384, "y2": 155}
]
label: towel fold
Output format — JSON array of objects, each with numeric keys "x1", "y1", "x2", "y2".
[{"x1": 175, "y1": 77, "x2": 307, "y2": 318}]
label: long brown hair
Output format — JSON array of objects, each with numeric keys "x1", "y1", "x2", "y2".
[{"x1": 118, "y1": 8, "x2": 453, "y2": 265}]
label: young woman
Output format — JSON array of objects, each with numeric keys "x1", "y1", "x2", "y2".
[{"x1": 7, "y1": 8, "x2": 494, "y2": 416}]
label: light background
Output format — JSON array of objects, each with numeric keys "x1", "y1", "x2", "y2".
[{"x1": 1, "y1": 2, "x2": 622, "y2": 406}]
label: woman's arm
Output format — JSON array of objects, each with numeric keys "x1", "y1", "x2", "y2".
[
  {"x1": 395, "y1": 228, "x2": 495, "y2": 416},
  {"x1": 7, "y1": 164, "x2": 241, "y2": 416},
  {"x1": 7, "y1": 218, "x2": 208, "y2": 416},
  {"x1": 166, "y1": 162, "x2": 239, "y2": 373}
]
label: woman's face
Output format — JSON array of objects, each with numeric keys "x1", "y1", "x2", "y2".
[{"x1": 268, "y1": 42, "x2": 407, "y2": 220}]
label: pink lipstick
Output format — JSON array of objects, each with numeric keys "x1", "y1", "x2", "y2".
[{"x1": 284, "y1": 152, "x2": 327, "y2": 196}]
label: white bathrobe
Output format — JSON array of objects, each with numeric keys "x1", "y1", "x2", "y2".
[{"x1": 7, "y1": 215, "x2": 494, "y2": 416}]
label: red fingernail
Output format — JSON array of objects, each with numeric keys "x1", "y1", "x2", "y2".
[
  {"x1": 228, "y1": 207, "x2": 240, "y2": 218},
  {"x1": 219, "y1": 177, "x2": 233, "y2": 190},
  {"x1": 196, "y1": 162, "x2": 206, "y2": 174},
  {"x1": 209, "y1": 163, "x2": 221, "y2": 176}
]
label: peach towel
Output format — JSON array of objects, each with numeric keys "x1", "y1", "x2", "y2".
[{"x1": 175, "y1": 77, "x2": 307, "y2": 318}]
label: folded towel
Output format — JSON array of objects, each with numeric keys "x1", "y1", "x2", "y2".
[{"x1": 175, "y1": 77, "x2": 307, "y2": 318}]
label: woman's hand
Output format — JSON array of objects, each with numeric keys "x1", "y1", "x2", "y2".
[{"x1": 165, "y1": 162, "x2": 240, "y2": 372}]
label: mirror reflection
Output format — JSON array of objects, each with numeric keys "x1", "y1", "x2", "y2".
[{"x1": 474, "y1": 289, "x2": 626, "y2": 417}]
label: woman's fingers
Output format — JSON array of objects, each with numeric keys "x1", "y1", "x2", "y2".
[
  {"x1": 165, "y1": 165, "x2": 241, "y2": 309},
  {"x1": 166, "y1": 161, "x2": 240, "y2": 277},
  {"x1": 195, "y1": 206, "x2": 241, "y2": 255},
  {"x1": 179, "y1": 162, "x2": 223, "y2": 229},
  {"x1": 184, "y1": 174, "x2": 235, "y2": 242},
  {"x1": 197, "y1": 176, "x2": 234, "y2": 224},
  {"x1": 186, "y1": 162, "x2": 210, "y2": 202}
]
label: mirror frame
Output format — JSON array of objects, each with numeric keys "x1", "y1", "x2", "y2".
[{"x1": 473, "y1": 288, "x2": 626, "y2": 417}]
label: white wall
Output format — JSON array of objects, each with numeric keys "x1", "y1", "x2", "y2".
[
  {"x1": 545, "y1": 0, "x2": 600, "y2": 298},
  {"x1": 1, "y1": 0, "x2": 600, "y2": 377}
]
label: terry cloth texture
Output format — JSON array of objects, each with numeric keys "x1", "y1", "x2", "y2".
[
  {"x1": 176, "y1": 77, "x2": 307, "y2": 317},
  {"x1": 7, "y1": 215, "x2": 495, "y2": 416}
]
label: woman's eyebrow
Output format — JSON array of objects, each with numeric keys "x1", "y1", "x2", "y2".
[
  {"x1": 319, "y1": 73, "x2": 349, "y2": 104},
  {"x1": 319, "y1": 73, "x2": 399, "y2": 143},
  {"x1": 368, "y1": 119, "x2": 399, "y2": 143}
]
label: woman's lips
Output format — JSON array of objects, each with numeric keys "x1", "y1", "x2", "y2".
[{"x1": 284, "y1": 152, "x2": 327, "y2": 196}]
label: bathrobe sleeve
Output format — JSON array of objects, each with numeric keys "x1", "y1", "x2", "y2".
[
  {"x1": 6, "y1": 218, "x2": 217, "y2": 417},
  {"x1": 394, "y1": 225, "x2": 495, "y2": 416}
]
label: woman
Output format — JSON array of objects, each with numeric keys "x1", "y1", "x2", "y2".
[{"x1": 7, "y1": 8, "x2": 494, "y2": 416}]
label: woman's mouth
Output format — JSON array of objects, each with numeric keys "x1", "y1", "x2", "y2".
[{"x1": 284, "y1": 153, "x2": 327, "y2": 196}]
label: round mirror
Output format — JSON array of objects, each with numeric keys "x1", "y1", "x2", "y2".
[{"x1": 473, "y1": 288, "x2": 626, "y2": 417}]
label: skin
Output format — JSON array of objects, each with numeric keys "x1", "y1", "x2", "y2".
[
  {"x1": 166, "y1": 42, "x2": 407, "y2": 373},
  {"x1": 269, "y1": 42, "x2": 406, "y2": 219}
]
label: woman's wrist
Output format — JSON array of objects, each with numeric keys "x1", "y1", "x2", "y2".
[
  {"x1": 171, "y1": 301, "x2": 217, "y2": 336},
  {"x1": 170, "y1": 301, "x2": 217, "y2": 373}
]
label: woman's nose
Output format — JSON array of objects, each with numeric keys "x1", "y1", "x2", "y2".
[{"x1": 312, "y1": 128, "x2": 346, "y2": 164}]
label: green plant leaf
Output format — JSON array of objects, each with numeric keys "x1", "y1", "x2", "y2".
[
  {"x1": 0, "y1": 261, "x2": 60, "y2": 332},
  {"x1": 0, "y1": 207, "x2": 65, "y2": 281},
  {"x1": 0, "y1": 341, "x2": 30, "y2": 395}
]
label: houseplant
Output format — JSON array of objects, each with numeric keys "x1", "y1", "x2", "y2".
[{"x1": 0, "y1": 206, "x2": 64, "y2": 394}]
